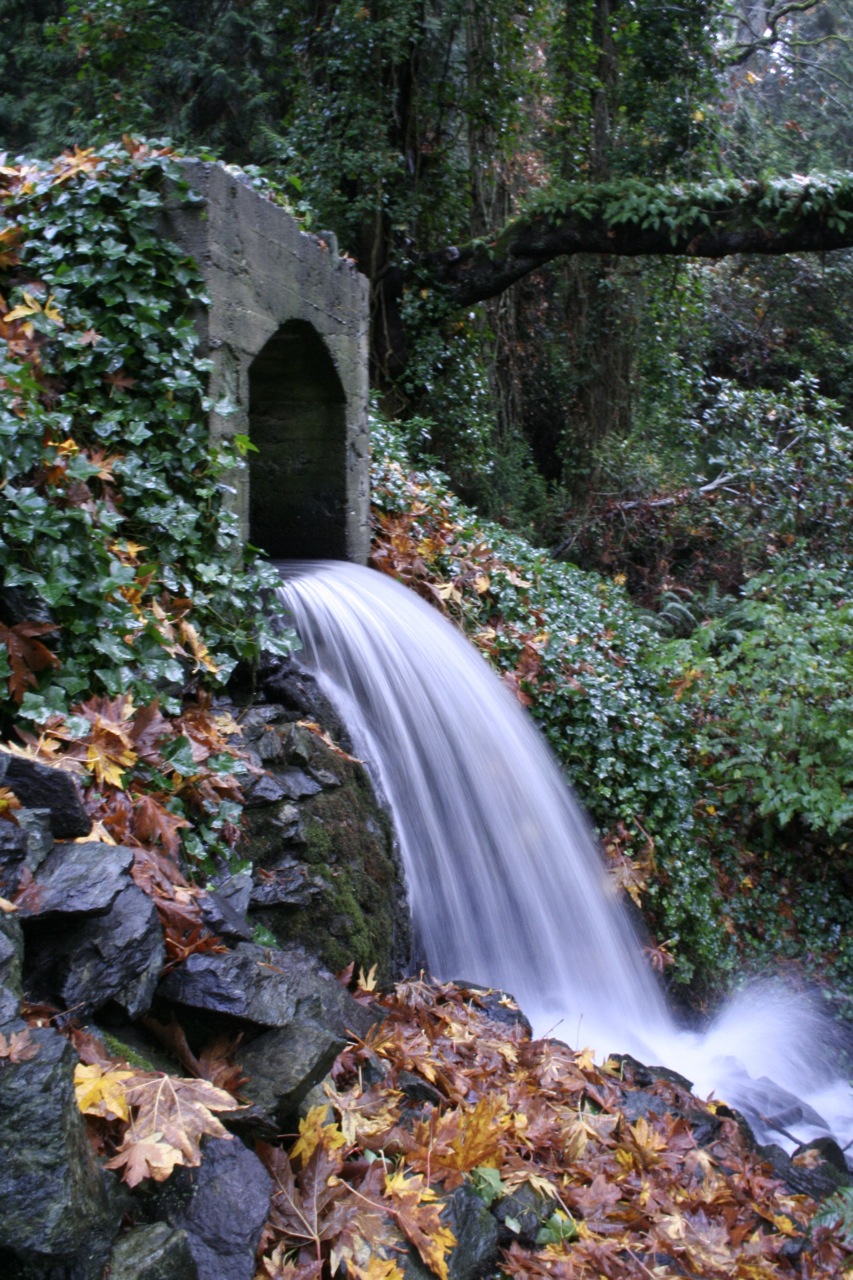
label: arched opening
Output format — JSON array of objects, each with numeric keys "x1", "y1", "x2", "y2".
[{"x1": 248, "y1": 320, "x2": 348, "y2": 558}]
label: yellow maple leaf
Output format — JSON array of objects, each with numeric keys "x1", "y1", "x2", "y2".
[
  {"x1": 384, "y1": 1170, "x2": 456, "y2": 1280},
  {"x1": 74, "y1": 1062, "x2": 133, "y2": 1121},
  {"x1": 290, "y1": 1104, "x2": 347, "y2": 1165}
]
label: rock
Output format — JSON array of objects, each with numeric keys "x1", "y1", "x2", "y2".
[
  {"x1": 242, "y1": 772, "x2": 289, "y2": 807},
  {"x1": 152, "y1": 1137, "x2": 272, "y2": 1280},
  {"x1": 237, "y1": 1015, "x2": 346, "y2": 1125},
  {"x1": 15, "y1": 809, "x2": 54, "y2": 872},
  {"x1": 234, "y1": 706, "x2": 287, "y2": 741},
  {"x1": 249, "y1": 859, "x2": 321, "y2": 908},
  {"x1": 276, "y1": 768, "x2": 323, "y2": 800},
  {"x1": 403, "y1": 1183, "x2": 499, "y2": 1280},
  {"x1": 210, "y1": 870, "x2": 253, "y2": 919},
  {"x1": 281, "y1": 723, "x2": 314, "y2": 768},
  {"x1": 491, "y1": 1180, "x2": 553, "y2": 1248},
  {"x1": 0, "y1": 914, "x2": 24, "y2": 1025},
  {"x1": 0, "y1": 1024, "x2": 121, "y2": 1271},
  {"x1": 27, "y1": 883, "x2": 165, "y2": 1019},
  {"x1": 16, "y1": 842, "x2": 134, "y2": 920},
  {"x1": 109, "y1": 1224, "x2": 198, "y2": 1280},
  {"x1": 0, "y1": 752, "x2": 90, "y2": 839},
  {"x1": 0, "y1": 820, "x2": 29, "y2": 897},
  {"x1": 197, "y1": 888, "x2": 254, "y2": 943},
  {"x1": 156, "y1": 942, "x2": 376, "y2": 1040},
  {"x1": 760, "y1": 1137, "x2": 853, "y2": 1198}
]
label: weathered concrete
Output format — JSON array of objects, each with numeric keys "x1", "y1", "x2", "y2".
[{"x1": 160, "y1": 162, "x2": 371, "y2": 563}]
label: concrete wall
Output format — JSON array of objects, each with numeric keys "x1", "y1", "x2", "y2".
[{"x1": 159, "y1": 160, "x2": 371, "y2": 564}]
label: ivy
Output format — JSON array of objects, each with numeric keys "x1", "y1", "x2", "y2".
[{"x1": 0, "y1": 141, "x2": 294, "y2": 728}]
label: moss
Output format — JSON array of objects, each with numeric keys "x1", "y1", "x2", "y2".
[{"x1": 247, "y1": 755, "x2": 410, "y2": 982}]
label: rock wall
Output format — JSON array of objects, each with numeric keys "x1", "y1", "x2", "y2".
[{"x1": 159, "y1": 161, "x2": 371, "y2": 563}]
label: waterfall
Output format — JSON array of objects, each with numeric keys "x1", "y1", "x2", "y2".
[{"x1": 276, "y1": 560, "x2": 853, "y2": 1158}]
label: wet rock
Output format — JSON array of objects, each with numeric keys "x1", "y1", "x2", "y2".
[
  {"x1": 463, "y1": 986, "x2": 532, "y2": 1037},
  {"x1": 242, "y1": 771, "x2": 289, "y2": 807},
  {"x1": 276, "y1": 768, "x2": 323, "y2": 801},
  {"x1": 27, "y1": 883, "x2": 165, "y2": 1019},
  {"x1": 402, "y1": 1183, "x2": 499, "y2": 1280},
  {"x1": 492, "y1": 1180, "x2": 552, "y2": 1249},
  {"x1": 281, "y1": 723, "x2": 313, "y2": 768},
  {"x1": 0, "y1": 1024, "x2": 121, "y2": 1271},
  {"x1": 235, "y1": 706, "x2": 287, "y2": 741},
  {"x1": 197, "y1": 888, "x2": 254, "y2": 943},
  {"x1": 157, "y1": 941, "x2": 376, "y2": 1040},
  {"x1": 260, "y1": 658, "x2": 347, "y2": 741},
  {"x1": 0, "y1": 752, "x2": 90, "y2": 839},
  {"x1": 0, "y1": 820, "x2": 29, "y2": 897},
  {"x1": 255, "y1": 726, "x2": 287, "y2": 764},
  {"x1": 16, "y1": 842, "x2": 134, "y2": 919},
  {"x1": 210, "y1": 870, "x2": 253, "y2": 919},
  {"x1": 237, "y1": 1015, "x2": 346, "y2": 1125},
  {"x1": 760, "y1": 1137, "x2": 853, "y2": 1198},
  {"x1": 0, "y1": 913, "x2": 24, "y2": 1025},
  {"x1": 249, "y1": 860, "x2": 321, "y2": 908},
  {"x1": 15, "y1": 809, "x2": 54, "y2": 872},
  {"x1": 109, "y1": 1224, "x2": 198, "y2": 1280},
  {"x1": 152, "y1": 1137, "x2": 272, "y2": 1280}
]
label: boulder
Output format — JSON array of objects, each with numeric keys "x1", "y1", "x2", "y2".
[
  {"x1": 15, "y1": 842, "x2": 134, "y2": 920},
  {"x1": 0, "y1": 752, "x2": 90, "y2": 839},
  {"x1": 0, "y1": 1024, "x2": 121, "y2": 1273},
  {"x1": 0, "y1": 913, "x2": 24, "y2": 1026},
  {"x1": 109, "y1": 1224, "x2": 198, "y2": 1280},
  {"x1": 156, "y1": 942, "x2": 375, "y2": 1040},
  {"x1": 150, "y1": 1137, "x2": 271, "y2": 1280},
  {"x1": 27, "y1": 883, "x2": 165, "y2": 1019},
  {"x1": 237, "y1": 1014, "x2": 346, "y2": 1125}
]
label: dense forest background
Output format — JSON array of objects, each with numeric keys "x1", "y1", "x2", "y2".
[{"x1": 2, "y1": 0, "x2": 853, "y2": 1015}]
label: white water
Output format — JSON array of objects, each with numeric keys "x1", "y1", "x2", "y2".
[{"x1": 277, "y1": 560, "x2": 853, "y2": 1158}]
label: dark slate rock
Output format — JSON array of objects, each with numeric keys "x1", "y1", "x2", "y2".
[
  {"x1": 492, "y1": 1180, "x2": 552, "y2": 1249},
  {"x1": 308, "y1": 766, "x2": 341, "y2": 788},
  {"x1": 463, "y1": 986, "x2": 532, "y2": 1037},
  {"x1": 276, "y1": 768, "x2": 323, "y2": 800},
  {"x1": 260, "y1": 660, "x2": 347, "y2": 741},
  {"x1": 255, "y1": 727, "x2": 287, "y2": 764},
  {"x1": 0, "y1": 751, "x2": 91, "y2": 839},
  {"x1": 402, "y1": 1183, "x2": 499, "y2": 1280},
  {"x1": 0, "y1": 820, "x2": 29, "y2": 896},
  {"x1": 16, "y1": 841, "x2": 134, "y2": 919},
  {"x1": 759, "y1": 1138, "x2": 853, "y2": 1199},
  {"x1": 249, "y1": 860, "x2": 321, "y2": 908},
  {"x1": 157, "y1": 942, "x2": 376, "y2": 1039},
  {"x1": 235, "y1": 706, "x2": 286, "y2": 741},
  {"x1": 281, "y1": 724, "x2": 313, "y2": 768},
  {"x1": 109, "y1": 1224, "x2": 198, "y2": 1280},
  {"x1": 242, "y1": 771, "x2": 289, "y2": 807},
  {"x1": 0, "y1": 1023, "x2": 121, "y2": 1268},
  {"x1": 154, "y1": 1137, "x2": 272, "y2": 1280},
  {"x1": 47, "y1": 883, "x2": 165, "y2": 1019},
  {"x1": 0, "y1": 913, "x2": 24, "y2": 1026},
  {"x1": 210, "y1": 870, "x2": 253, "y2": 919},
  {"x1": 16, "y1": 808, "x2": 54, "y2": 872},
  {"x1": 197, "y1": 888, "x2": 254, "y2": 943},
  {"x1": 237, "y1": 1015, "x2": 346, "y2": 1124}
]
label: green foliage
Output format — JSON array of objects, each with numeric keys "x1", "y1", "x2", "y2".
[
  {"x1": 814, "y1": 1185, "x2": 853, "y2": 1244},
  {"x1": 670, "y1": 561, "x2": 853, "y2": 838},
  {"x1": 0, "y1": 142, "x2": 293, "y2": 727}
]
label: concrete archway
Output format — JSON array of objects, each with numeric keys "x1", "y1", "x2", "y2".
[
  {"x1": 248, "y1": 321, "x2": 348, "y2": 558},
  {"x1": 159, "y1": 161, "x2": 370, "y2": 563}
]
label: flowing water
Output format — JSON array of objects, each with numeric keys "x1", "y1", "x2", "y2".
[{"x1": 277, "y1": 560, "x2": 853, "y2": 1158}]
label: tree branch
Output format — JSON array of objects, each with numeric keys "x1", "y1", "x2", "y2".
[{"x1": 417, "y1": 173, "x2": 853, "y2": 305}]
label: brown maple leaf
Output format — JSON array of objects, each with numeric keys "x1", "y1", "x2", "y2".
[
  {"x1": 0, "y1": 619, "x2": 61, "y2": 703},
  {"x1": 383, "y1": 1169, "x2": 456, "y2": 1280},
  {"x1": 105, "y1": 1070, "x2": 241, "y2": 1187},
  {"x1": 0, "y1": 1028, "x2": 39, "y2": 1063}
]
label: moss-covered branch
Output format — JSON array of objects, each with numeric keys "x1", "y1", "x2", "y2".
[{"x1": 419, "y1": 172, "x2": 853, "y2": 304}]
